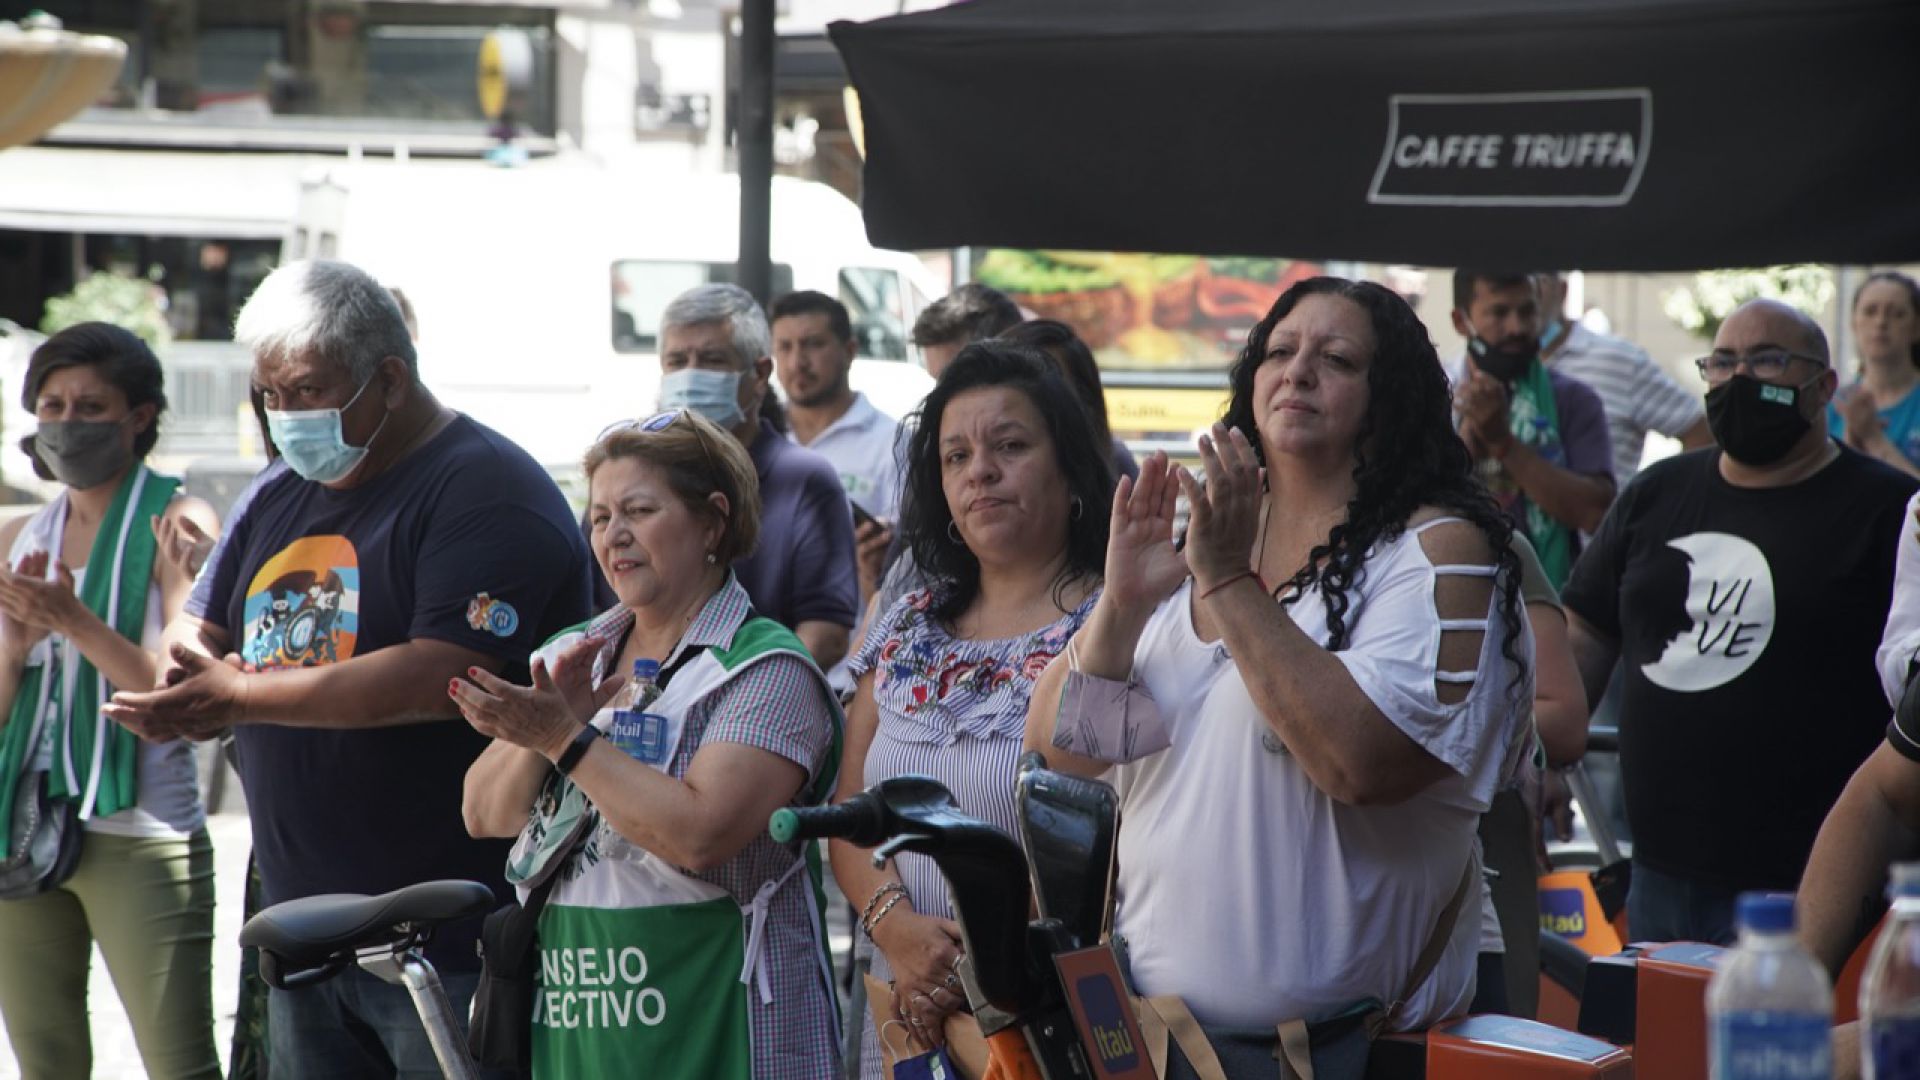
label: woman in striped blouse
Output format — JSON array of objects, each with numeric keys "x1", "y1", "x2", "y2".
[{"x1": 833, "y1": 340, "x2": 1114, "y2": 1076}]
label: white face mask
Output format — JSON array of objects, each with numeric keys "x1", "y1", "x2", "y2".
[{"x1": 657, "y1": 368, "x2": 745, "y2": 429}]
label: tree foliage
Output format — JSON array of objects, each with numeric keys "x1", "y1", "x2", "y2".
[
  {"x1": 40, "y1": 272, "x2": 172, "y2": 348},
  {"x1": 1662, "y1": 265, "x2": 1834, "y2": 343}
]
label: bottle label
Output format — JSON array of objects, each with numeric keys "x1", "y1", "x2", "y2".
[
  {"x1": 1869, "y1": 1015, "x2": 1920, "y2": 1077},
  {"x1": 608, "y1": 709, "x2": 678, "y2": 770},
  {"x1": 1711, "y1": 1012, "x2": 1831, "y2": 1080}
]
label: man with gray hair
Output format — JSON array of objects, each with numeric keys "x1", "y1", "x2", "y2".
[
  {"x1": 106, "y1": 259, "x2": 593, "y2": 1075},
  {"x1": 655, "y1": 282, "x2": 857, "y2": 669}
]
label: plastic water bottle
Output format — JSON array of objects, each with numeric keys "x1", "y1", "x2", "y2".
[
  {"x1": 1861, "y1": 862, "x2": 1920, "y2": 1078},
  {"x1": 605, "y1": 658, "x2": 668, "y2": 765},
  {"x1": 1707, "y1": 892, "x2": 1833, "y2": 1080},
  {"x1": 611, "y1": 657, "x2": 662, "y2": 712}
]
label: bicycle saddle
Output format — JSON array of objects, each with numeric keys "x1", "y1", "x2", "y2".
[{"x1": 241, "y1": 879, "x2": 495, "y2": 968}]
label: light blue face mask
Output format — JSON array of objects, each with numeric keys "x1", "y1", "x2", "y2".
[
  {"x1": 1539, "y1": 318, "x2": 1568, "y2": 352},
  {"x1": 265, "y1": 376, "x2": 389, "y2": 484},
  {"x1": 657, "y1": 367, "x2": 745, "y2": 429}
]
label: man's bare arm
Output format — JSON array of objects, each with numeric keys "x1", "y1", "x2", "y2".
[
  {"x1": 110, "y1": 635, "x2": 506, "y2": 740},
  {"x1": 1566, "y1": 610, "x2": 1620, "y2": 723},
  {"x1": 1799, "y1": 743, "x2": 1920, "y2": 975}
]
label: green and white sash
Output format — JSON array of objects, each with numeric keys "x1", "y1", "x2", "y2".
[
  {"x1": 510, "y1": 615, "x2": 842, "y2": 1079},
  {"x1": 0, "y1": 465, "x2": 179, "y2": 852},
  {"x1": 1502, "y1": 361, "x2": 1575, "y2": 588}
]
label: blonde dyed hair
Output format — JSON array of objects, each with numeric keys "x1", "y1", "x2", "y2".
[{"x1": 584, "y1": 410, "x2": 761, "y2": 564}]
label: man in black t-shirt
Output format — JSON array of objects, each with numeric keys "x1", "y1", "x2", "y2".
[
  {"x1": 106, "y1": 260, "x2": 593, "y2": 1076},
  {"x1": 1562, "y1": 299, "x2": 1918, "y2": 946}
]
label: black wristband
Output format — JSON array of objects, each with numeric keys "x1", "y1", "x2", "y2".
[{"x1": 554, "y1": 725, "x2": 599, "y2": 775}]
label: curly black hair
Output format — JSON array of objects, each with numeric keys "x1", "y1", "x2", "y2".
[
  {"x1": 1221, "y1": 277, "x2": 1527, "y2": 689},
  {"x1": 902, "y1": 340, "x2": 1113, "y2": 624}
]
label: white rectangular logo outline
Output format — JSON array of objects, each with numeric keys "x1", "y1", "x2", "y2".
[{"x1": 1366, "y1": 88, "x2": 1654, "y2": 208}]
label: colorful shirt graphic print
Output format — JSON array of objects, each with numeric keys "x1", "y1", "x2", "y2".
[{"x1": 240, "y1": 535, "x2": 360, "y2": 669}]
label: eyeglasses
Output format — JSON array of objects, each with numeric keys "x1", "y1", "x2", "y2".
[
  {"x1": 596, "y1": 409, "x2": 719, "y2": 475},
  {"x1": 1693, "y1": 349, "x2": 1827, "y2": 384}
]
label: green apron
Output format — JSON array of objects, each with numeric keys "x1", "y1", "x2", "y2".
[{"x1": 511, "y1": 617, "x2": 840, "y2": 1079}]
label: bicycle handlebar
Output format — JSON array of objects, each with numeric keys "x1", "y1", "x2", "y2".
[
  {"x1": 769, "y1": 792, "x2": 886, "y2": 845},
  {"x1": 771, "y1": 775, "x2": 1047, "y2": 1016}
]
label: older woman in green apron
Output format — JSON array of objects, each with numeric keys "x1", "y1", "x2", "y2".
[{"x1": 458, "y1": 408, "x2": 842, "y2": 1079}]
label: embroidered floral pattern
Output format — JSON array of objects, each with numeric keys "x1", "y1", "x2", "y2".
[{"x1": 854, "y1": 586, "x2": 1097, "y2": 745}]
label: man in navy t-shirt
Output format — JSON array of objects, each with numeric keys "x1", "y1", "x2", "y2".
[{"x1": 107, "y1": 260, "x2": 592, "y2": 1076}]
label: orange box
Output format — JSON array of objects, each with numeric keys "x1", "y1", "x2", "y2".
[{"x1": 1634, "y1": 942, "x2": 1724, "y2": 1080}]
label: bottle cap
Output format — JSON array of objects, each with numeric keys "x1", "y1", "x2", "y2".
[
  {"x1": 1890, "y1": 861, "x2": 1920, "y2": 899},
  {"x1": 632, "y1": 658, "x2": 661, "y2": 679},
  {"x1": 1735, "y1": 891, "x2": 1796, "y2": 933}
]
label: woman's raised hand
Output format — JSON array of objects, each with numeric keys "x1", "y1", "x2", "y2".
[
  {"x1": 151, "y1": 513, "x2": 216, "y2": 580},
  {"x1": 1839, "y1": 385, "x2": 1882, "y2": 450},
  {"x1": 451, "y1": 654, "x2": 625, "y2": 758},
  {"x1": 0, "y1": 550, "x2": 80, "y2": 647},
  {"x1": 1177, "y1": 423, "x2": 1264, "y2": 592},
  {"x1": 0, "y1": 552, "x2": 56, "y2": 661},
  {"x1": 547, "y1": 634, "x2": 624, "y2": 724},
  {"x1": 1103, "y1": 451, "x2": 1188, "y2": 615}
]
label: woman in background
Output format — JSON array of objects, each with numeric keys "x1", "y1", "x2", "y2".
[{"x1": 1001, "y1": 318, "x2": 1140, "y2": 481}]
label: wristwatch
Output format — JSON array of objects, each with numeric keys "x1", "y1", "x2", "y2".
[{"x1": 554, "y1": 724, "x2": 600, "y2": 775}]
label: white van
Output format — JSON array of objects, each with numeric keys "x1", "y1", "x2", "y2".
[{"x1": 288, "y1": 156, "x2": 938, "y2": 479}]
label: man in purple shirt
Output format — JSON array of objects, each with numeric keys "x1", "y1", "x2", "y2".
[
  {"x1": 653, "y1": 283, "x2": 858, "y2": 669},
  {"x1": 1447, "y1": 269, "x2": 1615, "y2": 587}
]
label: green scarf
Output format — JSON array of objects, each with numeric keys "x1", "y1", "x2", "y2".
[
  {"x1": 1505, "y1": 362, "x2": 1575, "y2": 588},
  {"x1": 0, "y1": 466, "x2": 179, "y2": 855}
]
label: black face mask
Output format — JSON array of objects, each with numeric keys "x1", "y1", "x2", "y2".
[
  {"x1": 1705, "y1": 374, "x2": 1814, "y2": 467},
  {"x1": 33, "y1": 419, "x2": 132, "y2": 490},
  {"x1": 1468, "y1": 335, "x2": 1537, "y2": 383}
]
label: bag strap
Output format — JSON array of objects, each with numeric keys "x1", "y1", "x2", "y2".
[
  {"x1": 1134, "y1": 995, "x2": 1229, "y2": 1080},
  {"x1": 518, "y1": 829, "x2": 574, "y2": 920},
  {"x1": 1372, "y1": 857, "x2": 1476, "y2": 1036},
  {"x1": 521, "y1": 633, "x2": 717, "y2": 912},
  {"x1": 654, "y1": 640, "x2": 707, "y2": 691},
  {"x1": 1276, "y1": 1018, "x2": 1314, "y2": 1080}
]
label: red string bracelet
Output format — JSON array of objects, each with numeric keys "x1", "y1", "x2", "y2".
[{"x1": 1197, "y1": 570, "x2": 1261, "y2": 601}]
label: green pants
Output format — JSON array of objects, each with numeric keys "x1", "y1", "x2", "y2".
[{"x1": 0, "y1": 827, "x2": 221, "y2": 1080}]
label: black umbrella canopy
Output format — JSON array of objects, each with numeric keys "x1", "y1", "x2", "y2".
[{"x1": 830, "y1": 0, "x2": 1920, "y2": 270}]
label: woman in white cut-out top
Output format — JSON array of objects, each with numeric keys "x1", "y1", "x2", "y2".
[{"x1": 1027, "y1": 277, "x2": 1535, "y2": 1080}]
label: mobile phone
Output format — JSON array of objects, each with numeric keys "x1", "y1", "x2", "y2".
[{"x1": 850, "y1": 500, "x2": 878, "y2": 530}]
